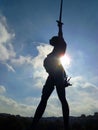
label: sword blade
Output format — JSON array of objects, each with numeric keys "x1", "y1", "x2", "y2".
[{"x1": 59, "y1": 0, "x2": 63, "y2": 23}]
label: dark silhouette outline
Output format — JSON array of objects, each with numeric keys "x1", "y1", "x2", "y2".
[
  {"x1": 30, "y1": 36, "x2": 70, "y2": 130},
  {"x1": 30, "y1": 0, "x2": 71, "y2": 130}
]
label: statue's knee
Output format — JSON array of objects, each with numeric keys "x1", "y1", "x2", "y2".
[{"x1": 60, "y1": 97, "x2": 67, "y2": 104}]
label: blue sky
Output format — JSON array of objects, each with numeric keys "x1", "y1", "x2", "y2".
[{"x1": 0, "y1": 0, "x2": 98, "y2": 117}]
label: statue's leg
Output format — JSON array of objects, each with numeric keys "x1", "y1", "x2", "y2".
[
  {"x1": 55, "y1": 76, "x2": 69, "y2": 130},
  {"x1": 31, "y1": 76, "x2": 55, "y2": 129}
]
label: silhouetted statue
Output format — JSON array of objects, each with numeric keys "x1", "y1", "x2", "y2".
[{"x1": 30, "y1": 0, "x2": 71, "y2": 130}]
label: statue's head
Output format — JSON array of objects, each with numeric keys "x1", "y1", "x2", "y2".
[
  {"x1": 49, "y1": 36, "x2": 67, "y2": 56},
  {"x1": 49, "y1": 36, "x2": 59, "y2": 46}
]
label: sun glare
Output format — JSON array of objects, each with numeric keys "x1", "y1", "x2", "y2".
[{"x1": 60, "y1": 54, "x2": 71, "y2": 68}]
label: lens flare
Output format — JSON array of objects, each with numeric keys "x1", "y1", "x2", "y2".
[{"x1": 60, "y1": 54, "x2": 71, "y2": 68}]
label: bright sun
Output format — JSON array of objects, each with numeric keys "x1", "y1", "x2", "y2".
[{"x1": 60, "y1": 54, "x2": 71, "y2": 68}]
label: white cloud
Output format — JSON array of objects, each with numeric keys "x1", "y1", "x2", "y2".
[
  {"x1": 0, "y1": 14, "x2": 16, "y2": 62},
  {"x1": 90, "y1": 76, "x2": 98, "y2": 85},
  {"x1": 0, "y1": 94, "x2": 56, "y2": 117},
  {"x1": 44, "y1": 94, "x2": 62, "y2": 117},
  {"x1": 37, "y1": 44, "x2": 53, "y2": 56},
  {"x1": 0, "y1": 85, "x2": 6, "y2": 94},
  {"x1": 67, "y1": 76, "x2": 98, "y2": 116},
  {"x1": 0, "y1": 19, "x2": 12, "y2": 44},
  {"x1": 32, "y1": 44, "x2": 53, "y2": 69},
  {"x1": 31, "y1": 44, "x2": 53, "y2": 89},
  {"x1": 11, "y1": 44, "x2": 53, "y2": 67},
  {"x1": 2, "y1": 62, "x2": 15, "y2": 72},
  {"x1": 32, "y1": 45, "x2": 52, "y2": 73},
  {"x1": 11, "y1": 44, "x2": 52, "y2": 89},
  {"x1": 0, "y1": 85, "x2": 34, "y2": 117},
  {"x1": 11, "y1": 55, "x2": 33, "y2": 66},
  {"x1": 0, "y1": 95, "x2": 35, "y2": 117},
  {"x1": 25, "y1": 94, "x2": 62, "y2": 117}
]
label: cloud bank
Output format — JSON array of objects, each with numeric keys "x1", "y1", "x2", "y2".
[{"x1": 0, "y1": 15, "x2": 15, "y2": 62}]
